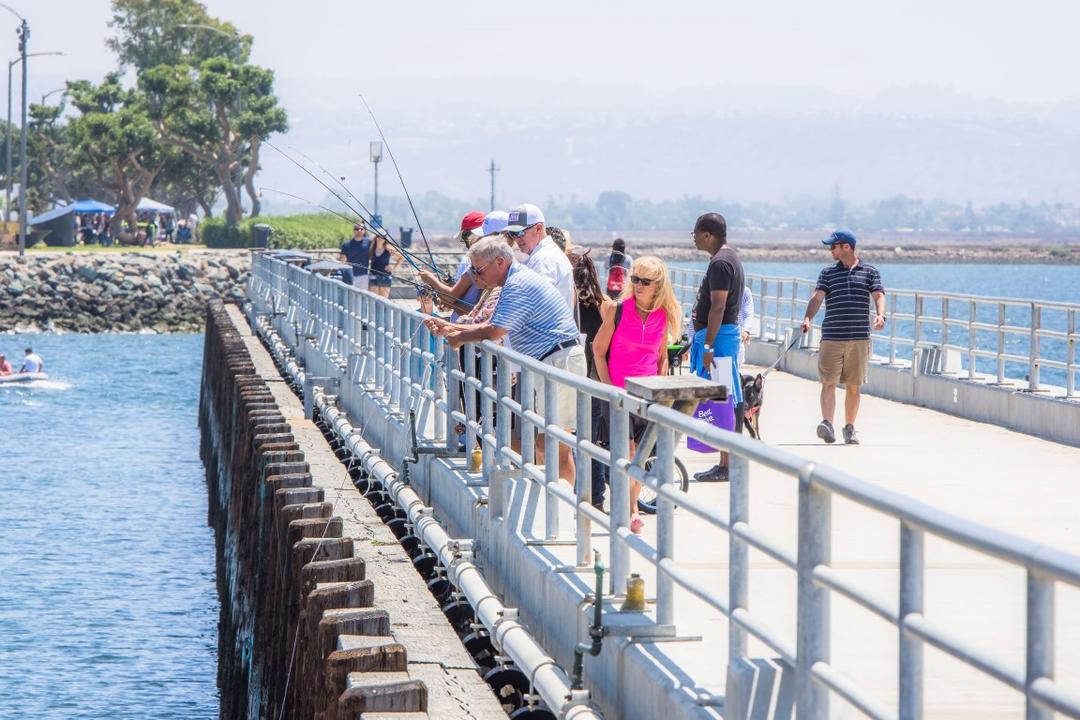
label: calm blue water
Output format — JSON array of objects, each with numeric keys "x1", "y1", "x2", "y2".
[{"x1": 0, "y1": 334, "x2": 218, "y2": 719}]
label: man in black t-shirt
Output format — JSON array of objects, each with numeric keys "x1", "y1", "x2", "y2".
[
  {"x1": 338, "y1": 224, "x2": 373, "y2": 290},
  {"x1": 689, "y1": 212, "x2": 744, "y2": 482}
]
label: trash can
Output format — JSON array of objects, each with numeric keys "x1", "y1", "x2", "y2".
[
  {"x1": 252, "y1": 223, "x2": 272, "y2": 248},
  {"x1": 399, "y1": 227, "x2": 413, "y2": 248}
]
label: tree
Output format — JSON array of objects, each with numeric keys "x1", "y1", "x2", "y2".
[
  {"x1": 141, "y1": 57, "x2": 287, "y2": 224},
  {"x1": 595, "y1": 190, "x2": 632, "y2": 230},
  {"x1": 65, "y1": 73, "x2": 172, "y2": 228},
  {"x1": 108, "y1": 0, "x2": 249, "y2": 72},
  {"x1": 27, "y1": 102, "x2": 72, "y2": 213}
]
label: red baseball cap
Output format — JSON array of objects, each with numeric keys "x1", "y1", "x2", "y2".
[{"x1": 460, "y1": 211, "x2": 486, "y2": 233}]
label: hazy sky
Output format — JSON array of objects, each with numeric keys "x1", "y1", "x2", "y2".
[{"x1": 19, "y1": 0, "x2": 1080, "y2": 207}]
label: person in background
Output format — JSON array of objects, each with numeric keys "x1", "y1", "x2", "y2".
[
  {"x1": 0, "y1": 353, "x2": 12, "y2": 375},
  {"x1": 593, "y1": 256, "x2": 682, "y2": 534},
  {"x1": 800, "y1": 229, "x2": 885, "y2": 445},
  {"x1": 738, "y1": 285, "x2": 755, "y2": 367},
  {"x1": 548, "y1": 226, "x2": 571, "y2": 253},
  {"x1": 603, "y1": 237, "x2": 633, "y2": 299},
  {"x1": 339, "y1": 224, "x2": 373, "y2": 291},
  {"x1": 145, "y1": 216, "x2": 158, "y2": 246},
  {"x1": 367, "y1": 232, "x2": 403, "y2": 298},
  {"x1": 19, "y1": 347, "x2": 44, "y2": 374},
  {"x1": 419, "y1": 211, "x2": 493, "y2": 319},
  {"x1": 506, "y1": 203, "x2": 575, "y2": 310},
  {"x1": 424, "y1": 236, "x2": 586, "y2": 489},
  {"x1": 689, "y1": 212, "x2": 744, "y2": 483},
  {"x1": 163, "y1": 215, "x2": 175, "y2": 243}
]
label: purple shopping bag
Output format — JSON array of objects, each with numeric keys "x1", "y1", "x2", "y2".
[{"x1": 686, "y1": 398, "x2": 736, "y2": 453}]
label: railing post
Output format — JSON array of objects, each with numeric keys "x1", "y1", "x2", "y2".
[
  {"x1": 889, "y1": 294, "x2": 898, "y2": 365},
  {"x1": 575, "y1": 391, "x2": 592, "y2": 567},
  {"x1": 1025, "y1": 572, "x2": 1054, "y2": 720},
  {"x1": 464, "y1": 347, "x2": 478, "y2": 454},
  {"x1": 481, "y1": 349, "x2": 495, "y2": 470},
  {"x1": 399, "y1": 312, "x2": 412, "y2": 413},
  {"x1": 790, "y1": 279, "x2": 799, "y2": 333},
  {"x1": 942, "y1": 297, "x2": 950, "y2": 348},
  {"x1": 543, "y1": 376, "x2": 560, "y2": 540},
  {"x1": 913, "y1": 294, "x2": 924, "y2": 363},
  {"x1": 519, "y1": 370, "x2": 536, "y2": 469},
  {"x1": 968, "y1": 301, "x2": 977, "y2": 379},
  {"x1": 796, "y1": 463, "x2": 830, "y2": 720},
  {"x1": 997, "y1": 303, "x2": 1007, "y2": 384},
  {"x1": 1067, "y1": 309, "x2": 1076, "y2": 398},
  {"x1": 728, "y1": 452, "x2": 749, "y2": 661},
  {"x1": 492, "y1": 352, "x2": 512, "y2": 520},
  {"x1": 899, "y1": 522, "x2": 924, "y2": 720},
  {"x1": 432, "y1": 334, "x2": 446, "y2": 443},
  {"x1": 757, "y1": 282, "x2": 766, "y2": 340},
  {"x1": 654, "y1": 422, "x2": 676, "y2": 627},
  {"x1": 608, "y1": 399, "x2": 630, "y2": 595},
  {"x1": 774, "y1": 280, "x2": 783, "y2": 342},
  {"x1": 1029, "y1": 303, "x2": 1041, "y2": 391},
  {"x1": 444, "y1": 343, "x2": 459, "y2": 449}
]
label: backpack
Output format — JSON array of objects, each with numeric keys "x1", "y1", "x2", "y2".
[{"x1": 606, "y1": 263, "x2": 626, "y2": 296}]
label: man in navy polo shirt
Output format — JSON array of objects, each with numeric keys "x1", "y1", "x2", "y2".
[{"x1": 800, "y1": 230, "x2": 885, "y2": 445}]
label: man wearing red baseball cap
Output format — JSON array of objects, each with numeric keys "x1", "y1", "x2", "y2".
[{"x1": 420, "y1": 211, "x2": 488, "y2": 319}]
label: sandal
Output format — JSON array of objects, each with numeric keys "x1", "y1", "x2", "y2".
[{"x1": 630, "y1": 516, "x2": 645, "y2": 534}]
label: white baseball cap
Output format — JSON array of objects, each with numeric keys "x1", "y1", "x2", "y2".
[{"x1": 505, "y1": 203, "x2": 545, "y2": 232}]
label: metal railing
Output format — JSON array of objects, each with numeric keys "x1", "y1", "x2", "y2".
[
  {"x1": 669, "y1": 267, "x2": 1080, "y2": 397},
  {"x1": 248, "y1": 252, "x2": 1080, "y2": 720}
]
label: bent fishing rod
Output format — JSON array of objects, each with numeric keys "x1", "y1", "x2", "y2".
[
  {"x1": 259, "y1": 184, "x2": 442, "y2": 279},
  {"x1": 359, "y1": 93, "x2": 439, "y2": 273},
  {"x1": 261, "y1": 187, "x2": 476, "y2": 309},
  {"x1": 264, "y1": 140, "x2": 442, "y2": 276}
]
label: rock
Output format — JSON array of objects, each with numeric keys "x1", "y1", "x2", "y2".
[{"x1": 77, "y1": 266, "x2": 99, "y2": 282}]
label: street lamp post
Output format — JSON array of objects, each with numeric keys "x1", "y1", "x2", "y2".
[
  {"x1": 370, "y1": 141, "x2": 383, "y2": 226},
  {"x1": 5, "y1": 50, "x2": 63, "y2": 238},
  {"x1": 40, "y1": 87, "x2": 64, "y2": 104}
]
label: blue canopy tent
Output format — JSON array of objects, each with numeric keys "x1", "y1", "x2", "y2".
[{"x1": 28, "y1": 200, "x2": 115, "y2": 246}]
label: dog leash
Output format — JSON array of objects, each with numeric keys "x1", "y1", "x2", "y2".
[{"x1": 759, "y1": 331, "x2": 803, "y2": 377}]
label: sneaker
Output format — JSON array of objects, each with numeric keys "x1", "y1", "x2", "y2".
[
  {"x1": 816, "y1": 420, "x2": 836, "y2": 444},
  {"x1": 693, "y1": 464, "x2": 729, "y2": 482},
  {"x1": 843, "y1": 424, "x2": 859, "y2": 445}
]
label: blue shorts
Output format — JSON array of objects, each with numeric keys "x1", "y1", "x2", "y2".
[{"x1": 689, "y1": 325, "x2": 743, "y2": 404}]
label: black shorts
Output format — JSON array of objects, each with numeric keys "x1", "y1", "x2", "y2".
[{"x1": 593, "y1": 398, "x2": 648, "y2": 446}]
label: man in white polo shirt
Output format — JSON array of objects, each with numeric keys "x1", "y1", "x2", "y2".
[{"x1": 505, "y1": 203, "x2": 575, "y2": 310}]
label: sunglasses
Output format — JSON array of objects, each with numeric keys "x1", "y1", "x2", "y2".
[
  {"x1": 469, "y1": 261, "x2": 492, "y2": 276},
  {"x1": 505, "y1": 223, "x2": 536, "y2": 239},
  {"x1": 630, "y1": 275, "x2": 656, "y2": 287}
]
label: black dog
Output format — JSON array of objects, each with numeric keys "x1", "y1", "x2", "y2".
[{"x1": 740, "y1": 373, "x2": 765, "y2": 440}]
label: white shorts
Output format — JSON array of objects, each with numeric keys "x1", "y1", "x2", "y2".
[
  {"x1": 535, "y1": 344, "x2": 587, "y2": 431},
  {"x1": 352, "y1": 274, "x2": 370, "y2": 292}
]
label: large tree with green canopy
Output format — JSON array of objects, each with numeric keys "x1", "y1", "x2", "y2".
[{"x1": 110, "y1": 0, "x2": 287, "y2": 224}]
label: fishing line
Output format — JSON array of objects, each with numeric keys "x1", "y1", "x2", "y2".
[{"x1": 358, "y1": 93, "x2": 439, "y2": 273}]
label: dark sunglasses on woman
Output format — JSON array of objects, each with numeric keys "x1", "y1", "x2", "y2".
[{"x1": 630, "y1": 275, "x2": 654, "y2": 286}]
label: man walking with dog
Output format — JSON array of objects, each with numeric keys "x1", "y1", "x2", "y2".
[{"x1": 801, "y1": 230, "x2": 886, "y2": 445}]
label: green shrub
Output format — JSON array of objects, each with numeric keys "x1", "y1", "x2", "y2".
[{"x1": 201, "y1": 214, "x2": 352, "y2": 249}]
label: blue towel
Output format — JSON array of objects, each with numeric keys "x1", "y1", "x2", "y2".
[{"x1": 690, "y1": 325, "x2": 743, "y2": 404}]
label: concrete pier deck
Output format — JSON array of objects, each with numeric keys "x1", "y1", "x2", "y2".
[{"x1": 515, "y1": 363, "x2": 1080, "y2": 718}]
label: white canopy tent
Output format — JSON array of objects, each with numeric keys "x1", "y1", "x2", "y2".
[{"x1": 136, "y1": 197, "x2": 176, "y2": 215}]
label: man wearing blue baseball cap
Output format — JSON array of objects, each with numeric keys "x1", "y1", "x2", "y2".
[{"x1": 800, "y1": 230, "x2": 886, "y2": 445}]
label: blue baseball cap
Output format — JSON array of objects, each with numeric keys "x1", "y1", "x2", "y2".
[{"x1": 822, "y1": 229, "x2": 856, "y2": 247}]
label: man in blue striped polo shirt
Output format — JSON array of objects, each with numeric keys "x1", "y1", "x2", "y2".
[
  {"x1": 800, "y1": 230, "x2": 886, "y2": 445},
  {"x1": 424, "y1": 236, "x2": 586, "y2": 486}
]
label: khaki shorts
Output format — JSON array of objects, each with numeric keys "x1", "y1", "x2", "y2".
[
  {"x1": 818, "y1": 339, "x2": 870, "y2": 386},
  {"x1": 535, "y1": 344, "x2": 587, "y2": 431}
]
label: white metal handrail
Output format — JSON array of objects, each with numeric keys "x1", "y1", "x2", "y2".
[
  {"x1": 668, "y1": 267, "x2": 1080, "y2": 397},
  {"x1": 248, "y1": 253, "x2": 1080, "y2": 720}
]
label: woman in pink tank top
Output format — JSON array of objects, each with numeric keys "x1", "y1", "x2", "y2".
[{"x1": 593, "y1": 256, "x2": 683, "y2": 534}]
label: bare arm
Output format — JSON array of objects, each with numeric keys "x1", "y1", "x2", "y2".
[
  {"x1": 871, "y1": 290, "x2": 886, "y2": 330},
  {"x1": 445, "y1": 323, "x2": 507, "y2": 349},
  {"x1": 591, "y1": 300, "x2": 617, "y2": 385},
  {"x1": 702, "y1": 289, "x2": 729, "y2": 366},
  {"x1": 801, "y1": 289, "x2": 826, "y2": 333}
]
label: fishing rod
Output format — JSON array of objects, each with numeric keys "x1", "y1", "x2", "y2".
[
  {"x1": 264, "y1": 140, "x2": 442, "y2": 275},
  {"x1": 261, "y1": 185, "x2": 442, "y2": 282},
  {"x1": 261, "y1": 186, "x2": 474, "y2": 309},
  {"x1": 359, "y1": 93, "x2": 439, "y2": 273}
]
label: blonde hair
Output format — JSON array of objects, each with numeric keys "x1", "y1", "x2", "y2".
[{"x1": 617, "y1": 256, "x2": 682, "y2": 340}]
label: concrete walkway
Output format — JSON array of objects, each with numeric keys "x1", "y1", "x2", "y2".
[{"x1": 513, "y1": 364, "x2": 1080, "y2": 719}]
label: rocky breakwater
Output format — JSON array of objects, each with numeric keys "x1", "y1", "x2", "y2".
[{"x1": 0, "y1": 250, "x2": 250, "y2": 333}]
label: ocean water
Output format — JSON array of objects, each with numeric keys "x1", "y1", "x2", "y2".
[{"x1": 0, "y1": 334, "x2": 218, "y2": 719}]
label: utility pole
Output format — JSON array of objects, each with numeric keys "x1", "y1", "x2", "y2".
[{"x1": 487, "y1": 159, "x2": 499, "y2": 212}]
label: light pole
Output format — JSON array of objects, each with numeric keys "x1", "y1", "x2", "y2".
[
  {"x1": 370, "y1": 140, "x2": 383, "y2": 226},
  {"x1": 5, "y1": 50, "x2": 62, "y2": 234},
  {"x1": 40, "y1": 87, "x2": 64, "y2": 104},
  {"x1": 487, "y1": 159, "x2": 499, "y2": 212}
]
